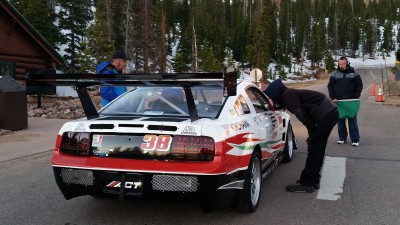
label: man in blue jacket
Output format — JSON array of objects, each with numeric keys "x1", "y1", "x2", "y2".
[{"x1": 97, "y1": 50, "x2": 128, "y2": 106}]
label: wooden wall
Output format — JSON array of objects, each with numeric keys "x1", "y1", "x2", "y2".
[{"x1": 0, "y1": 6, "x2": 57, "y2": 80}]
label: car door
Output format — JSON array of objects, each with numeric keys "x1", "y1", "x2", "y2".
[{"x1": 245, "y1": 87, "x2": 282, "y2": 166}]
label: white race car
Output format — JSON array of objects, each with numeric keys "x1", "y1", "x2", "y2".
[{"x1": 27, "y1": 72, "x2": 297, "y2": 212}]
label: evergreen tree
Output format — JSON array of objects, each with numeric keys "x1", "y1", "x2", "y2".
[
  {"x1": 172, "y1": 48, "x2": 189, "y2": 72},
  {"x1": 58, "y1": 0, "x2": 94, "y2": 73},
  {"x1": 325, "y1": 53, "x2": 336, "y2": 72},
  {"x1": 109, "y1": 0, "x2": 126, "y2": 50},
  {"x1": 245, "y1": 5, "x2": 271, "y2": 73},
  {"x1": 381, "y1": 20, "x2": 394, "y2": 55},
  {"x1": 77, "y1": 1, "x2": 115, "y2": 73},
  {"x1": 293, "y1": 0, "x2": 312, "y2": 62},
  {"x1": 397, "y1": 26, "x2": 400, "y2": 51},
  {"x1": 10, "y1": 0, "x2": 62, "y2": 50},
  {"x1": 277, "y1": 0, "x2": 291, "y2": 66},
  {"x1": 200, "y1": 47, "x2": 222, "y2": 72},
  {"x1": 308, "y1": 17, "x2": 325, "y2": 69}
]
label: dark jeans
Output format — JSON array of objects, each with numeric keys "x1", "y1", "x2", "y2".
[
  {"x1": 299, "y1": 109, "x2": 338, "y2": 187},
  {"x1": 337, "y1": 116, "x2": 360, "y2": 142}
]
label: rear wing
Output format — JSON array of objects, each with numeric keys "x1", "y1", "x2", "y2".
[{"x1": 26, "y1": 72, "x2": 238, "y2": 121}]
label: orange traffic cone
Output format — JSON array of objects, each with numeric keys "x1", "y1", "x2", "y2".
[
  {"x1": 370, "y1": 82, "x2": 376, "y2": 96},
  {"x1": 376, "y1": 87, "x2": 384, "y2": 102}
]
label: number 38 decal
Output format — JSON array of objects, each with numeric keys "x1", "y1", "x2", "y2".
[{"x1": 141, "y1": 134, "x2": 172, "y2": 152}]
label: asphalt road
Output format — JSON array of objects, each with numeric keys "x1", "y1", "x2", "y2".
[{"x1": 1, "y1": 68, "x2": 400, "y2": 225}]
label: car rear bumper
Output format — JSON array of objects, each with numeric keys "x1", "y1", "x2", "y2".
[{"x1": 53, "y1": 166, "x2": 242, "y2": 204}]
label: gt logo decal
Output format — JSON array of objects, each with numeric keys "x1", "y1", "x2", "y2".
[
  {"x1": 141, "y1": 134, "x2": 172, "y2": 152},
  {"x1": 107, "y1": 181, "x2": 142, "y2": 189}
]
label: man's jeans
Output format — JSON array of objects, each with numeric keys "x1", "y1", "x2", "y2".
[{"x1": 337, "y1": 116, "x2": 360, "y2": 142}]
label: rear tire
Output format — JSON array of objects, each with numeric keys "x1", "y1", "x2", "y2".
[
  {"x1": 282, "y1": 123, "x2": 294, "y2": 163},
  {"x1": 237, "y1": 151, "x2": 261, "y2": 212}
]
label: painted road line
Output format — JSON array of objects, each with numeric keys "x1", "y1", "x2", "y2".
[{"x1": 317, "y1": 156, "x2": 346, "y2": 201}]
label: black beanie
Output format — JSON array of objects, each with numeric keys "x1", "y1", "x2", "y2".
[
  {"x1": 111, "y1": 50, "x2": 127, "y2": 60},
  {"x1": 263, "y1": 79, "x2": 285, "y2": 105}
]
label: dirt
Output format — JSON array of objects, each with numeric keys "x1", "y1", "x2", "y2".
[{"x1": 0, "y1": 133, "x2": 40, "y2": 144}]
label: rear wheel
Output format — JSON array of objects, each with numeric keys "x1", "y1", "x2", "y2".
[
  {"x1": 238, "y1": 151, "x2": 261, "y2": 212},
  {"x1": 282, "y1": 123, "x2": 294, "y2": 162}
]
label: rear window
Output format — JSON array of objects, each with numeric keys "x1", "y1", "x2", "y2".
[{"x1": 99, "y1": 85, "x2": 225, "y2": 118}]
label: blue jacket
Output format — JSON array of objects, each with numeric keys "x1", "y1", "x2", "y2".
[{"x1": 96, "y1": 61, "x2": 127, "y2": 106}]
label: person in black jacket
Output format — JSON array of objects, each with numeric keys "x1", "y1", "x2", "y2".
[
  {"x1": 328, "y1": 56, "x2": 363, "y2": 147},
  {"x1": 264, "y1": 79, "x2": 338, "y2": 193}
]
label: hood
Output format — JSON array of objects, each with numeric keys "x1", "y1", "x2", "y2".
[
  {"x1": 96, "y1": 61, "x2": 113, "y2": 74},
  {"x1": 263, "y1": 79, "x2": 285, "y2": 105}
]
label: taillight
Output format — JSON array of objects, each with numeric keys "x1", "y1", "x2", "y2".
[
  {"x1": 171, "y1": 135, "x2": 215, "y2": 161},
  {"x1": 60, "y1": 132, "x2": 91, "y2": 156}
]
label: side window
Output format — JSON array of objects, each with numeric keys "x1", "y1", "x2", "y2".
[
  {"x1": 246, "y1": 87, "x2": 271, "y2": 113},
  {"x1": 233, "y1": 95, "x2": 250, "y2": 115},
  {"x1": 0, "y1": 61, "x2": 16, "y2": 79}
]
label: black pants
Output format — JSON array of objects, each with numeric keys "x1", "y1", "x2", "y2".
[{"x1": 299, "y1": 109, "x2": 338, "y2": 186}]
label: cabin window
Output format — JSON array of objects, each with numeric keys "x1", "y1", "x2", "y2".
[{"x1": 0, "y1": 61, "x2": 16, "y2": 79}]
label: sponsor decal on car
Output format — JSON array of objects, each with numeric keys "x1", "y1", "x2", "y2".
[
  {"x1": 74, "y1": 123, "x2": 87, "y2": 131},
  {"x1": 221, "y1": 120, "x2": 251, "y2": 137},
  {"x1": 106, "y1": 181, "x2": 142, "y2": 189},
  {"x1": 144, "y1": 111, "x2": 164, "y2": 115},
  {"x1": 92, "y1": 134, "x2": 103, "y2": 147},
  {"x1": 182, "y1": 126, "x2": 197, "y2": 135},
  {"x1": 141, "y1": 134, "x2": 172, "y2": 153}
]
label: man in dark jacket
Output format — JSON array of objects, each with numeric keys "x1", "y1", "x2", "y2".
[
  {"x1": 97, "y1": 50, "x2": 128, "y2": 107},
  {"x1": 328, "y1": 56, "x2": 363, "y2": 147},
  {"x1": 264, "y1": 79, "x2": 338, "y2": 193}
]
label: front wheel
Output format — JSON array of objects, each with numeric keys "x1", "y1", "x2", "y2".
[
  {"x1": 282, "y1": 123, "x2": 294, "y2": 163},
  {"x1": 237, "y1": 151, "x2": 261, "y2": 212}
]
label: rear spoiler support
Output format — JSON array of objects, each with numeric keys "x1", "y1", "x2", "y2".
[{"x1": 76, "y1": 85, "x2": 99, "y2": 119}]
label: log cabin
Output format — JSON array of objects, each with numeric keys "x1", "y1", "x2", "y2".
[{"x1": 0, "y1": 0, "x2": 64, "y2": 80}]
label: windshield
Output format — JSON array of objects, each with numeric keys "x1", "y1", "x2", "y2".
[{"x1": 99, "y1": 85, "x2": 225, "y2": 118}]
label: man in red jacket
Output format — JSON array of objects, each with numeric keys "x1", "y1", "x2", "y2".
[{"x1": 264, "y1": 79, "x2": 338, "y2": 193}]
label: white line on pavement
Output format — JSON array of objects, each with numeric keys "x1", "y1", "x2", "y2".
[{"x1": 317, "y1": 156, "x2": 347, "y2": 201}]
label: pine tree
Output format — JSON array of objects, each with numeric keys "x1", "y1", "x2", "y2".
[
  {"x1": 58, "y1": 0, "x2": 94, "y2": 73},
  {"x1": 109, "y1": 0, "x2": 126, "y2": 50},
  {"x1": 201, "y1": 47, "x2": 222, "y2": 72},
  {"x1": 10, "y1": 0, "x2": 62, "y2": 50},
  {"x1": 325, "y1": 53, "x2": 336, "y2": 72},
  {"x1": 308, "y1": 17, "x2": 325, "y2": 69},
  {"x1": 77, "y1": 1, "x2": 115, "y2": 73},
  {"x1": 172, "y1": 48, "x2": 189, "y2": 73},
  {"x1": 381, "y1": 20, "x2": 394, "y2": 56},
  {"x1": 277, "y1": 0, "x2": 291, "y2": 66}
]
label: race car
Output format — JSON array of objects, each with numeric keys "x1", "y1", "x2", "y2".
[{"x1": 26, "y1": 72, "x2": 297, "y2": 212}]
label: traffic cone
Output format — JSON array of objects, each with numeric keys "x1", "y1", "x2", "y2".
[
  {"x1": 376, "y1": 87, "x2": 385, "y2": 102},
  {"x1": 370, "y1": 82, "x2": 376, "y2": 96}
]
